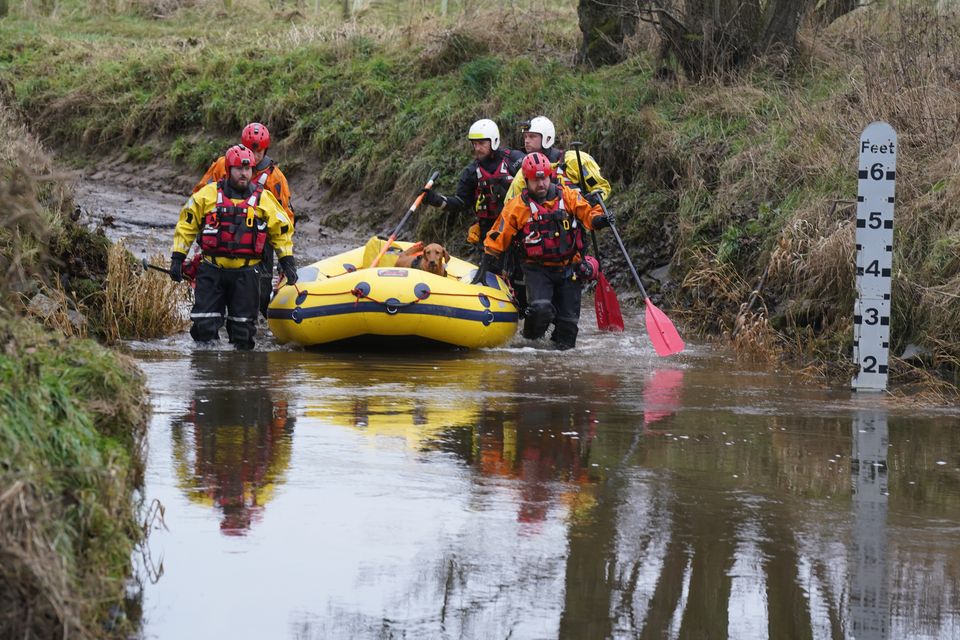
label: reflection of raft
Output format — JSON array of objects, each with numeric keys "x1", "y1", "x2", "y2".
[{"x1": 267, "y1": 238, "x2": 519, "y2": 348}]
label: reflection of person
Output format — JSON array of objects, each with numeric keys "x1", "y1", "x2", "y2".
[
  {"x1": 475, "y1": 395, "x2": 598, "y2": 528},
  {"x1": 422, "y1": 119, "x2": 525, "y2": 247},
  {"x1": 193, "y1": 123, "x2": 295, "y2": 317},
  {"x1": 479, "y1": 152, "x2": 613, "y2": 349},
  {"x1": 170, "y1": 144, "x2": 296, "y2": 349},
  {"x1": 171, "y1": 352, "x2": 295, "y2": 536}
]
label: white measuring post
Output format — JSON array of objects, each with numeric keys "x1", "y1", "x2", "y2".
[{"x1": 852, "y1": 122, "x2": 897, "y2": 392}]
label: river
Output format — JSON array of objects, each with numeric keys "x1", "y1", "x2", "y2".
[{"x1": 80, "y1": 180, "x2": 960, "y2": 639}]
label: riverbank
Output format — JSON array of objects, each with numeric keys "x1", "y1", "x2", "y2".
[
  {"x1": 1, "y1": 101, "x2": 152, "y2": 637},
  {"x1": 2, "y1": 1, "x2": 959, "y2": 389}
]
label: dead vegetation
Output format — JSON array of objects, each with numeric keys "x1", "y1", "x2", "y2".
[
  {"x1": 101, "y1": 243, "x2": 190, "y2": 342},
  {"x1": 659, "y1": 4, "x2": 960, "y2": 389}
]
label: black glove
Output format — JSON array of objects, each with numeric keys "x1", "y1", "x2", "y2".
[
  {"x1": 586, "y1": 191, "x2": 604, "y2": 206},
  {"x1": 470, "y1": 254, "x2": 501, "y2": 285},
  {"x1": 279, "y1": 256, "x2": 298, "y2": 285},
  {"x1": 593, "y1": 213, "x2": 616, "y2": 229},
  {"x1": 169, "y1": 253, "x2": 185, "y2": 283},
  {"x1": 422, "y1": 188, "x2": 447, "y2": 209}
]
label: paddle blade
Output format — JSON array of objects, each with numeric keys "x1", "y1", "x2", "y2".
[
  {"x1": 594, "y1": 272, "x2": 625, "y2": 332},
  {"x1": 644, "y1": 300, "x2": 685, "y2": 356}
]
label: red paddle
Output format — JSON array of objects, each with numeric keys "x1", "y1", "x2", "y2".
[
  {"x1": 594, "y1": 270, "x2": 624, "y2": 331},
  {"x1": 569, "y1": 142, "x2": 624, "y2": 332},
  {"x1": 594, "y1": 196, "x2": 685, "y2": 357}
]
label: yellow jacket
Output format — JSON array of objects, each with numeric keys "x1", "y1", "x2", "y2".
[
  {"x1": 194, "y1": 156, "x2": 295, "y2": 221},
  {"x1": 172, "y1": 182, "x2": 294, "y2": 269},
  {"x1": 505, "y1": 149, "x2": 611, "y2": 202}
]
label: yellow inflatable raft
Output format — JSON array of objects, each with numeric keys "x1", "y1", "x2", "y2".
[{"x1": 267, "y1": 238, "x2": 519, "y2": 348}]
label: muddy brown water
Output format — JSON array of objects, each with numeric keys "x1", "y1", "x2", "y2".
[{"x1": 78, "y1": 181, "x2": 960, "y2": 639}]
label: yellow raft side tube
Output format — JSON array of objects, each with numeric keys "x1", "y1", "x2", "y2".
[{"x1": 267, "y1": 240, "x2": 519, "y2": 349}]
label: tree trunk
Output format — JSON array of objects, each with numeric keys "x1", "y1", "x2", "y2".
[
  {"x1": 813, "y1": 0, "x2": 860, "y2": 26},
  {"x1": 644, "y1": 0, "x2": 818, "y2": 80},
  {"x1": 578, "y1": 0, "x2": 639, "y2": 66}
]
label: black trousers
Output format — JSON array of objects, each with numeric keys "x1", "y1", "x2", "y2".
[
  {"x1": 503, "y1": 242, "x2": 527, "y2": 314},
  {"x1": 190, "y1": 261, "x2": 261, "y2": 350},
  {"x1": 521, "y1": 263, "x2": 583, "y2": 349}
]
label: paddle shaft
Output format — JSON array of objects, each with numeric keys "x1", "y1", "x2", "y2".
[
  {"x1": 143, "y1": 260, "x2": 171, "y2": 275},
  {"x1": 594, "y1": 196, "x2": 649, "y2": 301},
  {"x1": 371, "y1": 170, "x2": 440, "y2": 268}
]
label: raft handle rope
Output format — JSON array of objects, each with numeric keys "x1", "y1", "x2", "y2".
[{"x1": 288, "y1": 282, "x2": 514, "y2": 308}]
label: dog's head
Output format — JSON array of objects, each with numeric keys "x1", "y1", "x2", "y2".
[{"x1": 421, "y1": 243, "x2": 450, "y2": 275}]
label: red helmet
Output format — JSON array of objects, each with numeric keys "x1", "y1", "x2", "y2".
[
  {"x1": 225, "y1": 144, "x2": 255, "y2": 169},
  {"x1": 522, "y1": 152, "x2": 554, "y2": 180},
  {"x1": 241, "y1": 122, "x2": 270, "y2": 151}
]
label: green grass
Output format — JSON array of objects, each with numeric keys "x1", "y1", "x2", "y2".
[
  {"x1": 4, "y1": 3, "x2": 960, "y2": 384},
  {"x1": 2, "y1": 80, "x2": 151, "y2": 638},
  {"x1": 0, "y1": 316, "x2": 148, "y2": 639}
]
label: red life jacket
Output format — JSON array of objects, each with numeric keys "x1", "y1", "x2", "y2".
[
  {"x1": 199, "y1": 181, "x2": 268, "y2": 258},
  {"x1": 474, "y1": 150, "x2": 515, "y2": 221},
  {"x1": 519, "y1": 190, "x2": 584, "y2": 262}
]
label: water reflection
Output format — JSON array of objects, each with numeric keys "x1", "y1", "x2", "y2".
[
  {"x1": 289, "y1": 352, "x2": 609, "y2": 530},
  {"x1": 138, "y1": 346, "x2": 960, "y2": 639},
  {"x1": 850, "y1": 409, "x2": 889, "y2": 640},
  {"x1": 171, "y1": 351, "x2": 294, "y2": 535},
  {"x1": 643, "y1": 369, "x2": 684, "y2": 428}
]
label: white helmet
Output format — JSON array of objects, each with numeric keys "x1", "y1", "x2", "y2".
[
  {"x1": 527, "y1": 116, "x2": 556, "y2": 149},
  {"x1": 467, "y1": 118, "x2": 501, "y2": 151}
]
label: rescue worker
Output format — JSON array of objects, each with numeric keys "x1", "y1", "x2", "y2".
[
  {"x1": 498, "y1": 117, "x2": 611, "y2": 312},
  {"x1": 421, "y1": 119, "x2": 525, "y2": 247},
  {"x1": 193, "y1": 123, "x2": 294, "y2": 217},
  {"x1": 504, "y1": 116, "x2": 612, "y2": 203},
  {"x1": 478, "y1": 152, "x2": 614, "y2": 350},
  {"x1": 194, "y1": 123, "x2": 294, "y2": 317},
  {"x1": 170, "y1": 144, "x2": 297, "y2": 350}
]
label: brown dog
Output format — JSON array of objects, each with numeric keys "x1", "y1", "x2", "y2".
[{"x1": 395, "y1": 242, "x2": 450, "y2": 277}]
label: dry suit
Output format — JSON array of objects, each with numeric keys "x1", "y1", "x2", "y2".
[
  {"x1": 172, "y1": 180, "x2": 295, "y2": 349},
  {"x1": 437, "y1": 147, "x2": 525, "y2": 241},
  {"x1": 484, "y1": 183, "x2": 604, "y2": 349},
  {"x1": 501, "y1": 148, "x2": 611, "y2": 313},
  {"x1": 194, "y1": 154, "x2": 295, "y2": 317}
]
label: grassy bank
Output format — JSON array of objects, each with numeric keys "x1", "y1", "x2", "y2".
[
  {"x1": 1, "y1": 90, "x2": 152, "y2": 637},
  {"x1": 0, "y1": 317, "x2": 148, "y2": 639},
  {"x1": 2, "y1": 1, "x2": 959, "y2": 387}
]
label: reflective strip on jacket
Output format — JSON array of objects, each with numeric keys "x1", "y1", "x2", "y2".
[
  {"x1": 505, "y1": 149, "x2": 612, "y2": 202},
  {"x1": 193, "y1": 156, "x2": 295, "y2": 222},
  {"x1": 484, "y1": 184, "x2": 602, "y2": 267},
  {"x1": 172, "y1": 182, "x2": 294, "y2": 269}
]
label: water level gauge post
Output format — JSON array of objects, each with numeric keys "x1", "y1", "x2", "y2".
[{"x1": 852, "y1": 122, "x2": 897, "y2": 392}]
